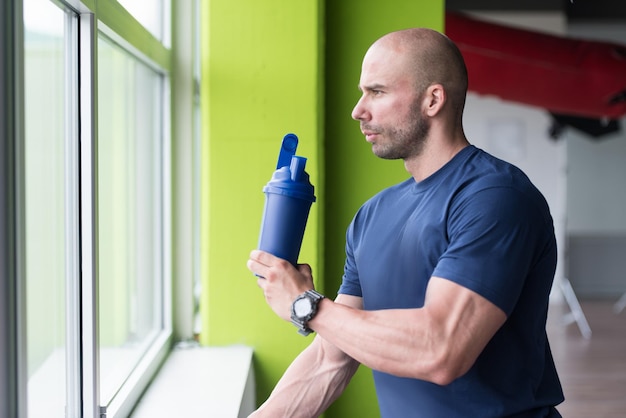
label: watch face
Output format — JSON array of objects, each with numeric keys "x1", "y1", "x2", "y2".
[{"x1": 294, "y1": 297, "x2": 313, "y2": 317}]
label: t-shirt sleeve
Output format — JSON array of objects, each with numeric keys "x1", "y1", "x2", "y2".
[
  {"x1": 433, "y1": 185, "x2": 554, "y2": 316},
  {"x1": 338, "y1": 218, "x2": 363, "y2": 297}
]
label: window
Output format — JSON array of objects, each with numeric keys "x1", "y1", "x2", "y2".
[
  {"x1": 19, "y1": 0, "x2": 174, "y2": 416},
  {"x1": 97, "y1": 34, "x2": 167, "y2": 407},
  {"x1": 23, "y1": 1, "x2": 70, "y2": 416}
]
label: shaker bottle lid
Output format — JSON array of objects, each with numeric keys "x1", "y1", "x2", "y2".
[
  {"x1": 263, "y1": 158, "x2": 316, "y2": 202},
  {"x1": 263, "y1": 133, "x2": 316, "y2": 202}
]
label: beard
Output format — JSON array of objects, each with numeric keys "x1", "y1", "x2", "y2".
[{"x1": 364, "y1": 109, "x2": 430, "y2": 160}]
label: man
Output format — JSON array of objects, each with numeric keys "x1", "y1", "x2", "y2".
[{"x1": 247, "y1": 27, "x2": 564, "y2": 417}]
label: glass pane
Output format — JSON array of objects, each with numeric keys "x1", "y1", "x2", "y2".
[
  {"x1": 97, "y1": 35, "x2": 164, "y2": 405},
  {"x1": 117, "y1": 0, "x2": 164, "y2": 42},
  {"x1": 23, "y1": 0, "x2": 68, "y2": 416}
]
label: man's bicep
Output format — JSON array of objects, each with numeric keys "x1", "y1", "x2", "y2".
[
  {"x1": 425, "y1": 276, "x2": 507, "y2": 375},
  {"x1": 427, "y1": 276, "x2": 506, "y2": 331}
]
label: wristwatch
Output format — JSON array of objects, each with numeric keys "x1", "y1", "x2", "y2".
[{"x1": 290, "y1": 289, "x2": 325, "y2": 336}]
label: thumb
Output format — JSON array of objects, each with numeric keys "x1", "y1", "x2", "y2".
[{"x1": 297, "y1": 263, "x2": 313, "y2": 279}]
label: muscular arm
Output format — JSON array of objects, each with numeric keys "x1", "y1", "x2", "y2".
[
  {"x1": 250, "y1": 294, "x2": 362, "y2": 418},
  {"x1": 310, "y1": 276, "x2": 506, "y2": 385},
  {"x1": 248, "y1": 250, "x2": 506, "y2": 403}
]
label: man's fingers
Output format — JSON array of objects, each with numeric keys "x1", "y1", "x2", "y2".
[
  {"x1": 248, "y1": 250, "x2": 285, "y2": 280},
  {"x1": 249, "y1": 249, "x2": 279, "y2": 266},
  {"x1": 247, "y1": 256, "x2": 268, "y2": 278}
]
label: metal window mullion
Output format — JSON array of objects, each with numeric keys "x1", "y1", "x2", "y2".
[
  {"x1": 64, "y1": 8, "x2": 82, "y2": 418},
  {"x1": 79, "y1": 11, "x2": 101, "y2": 418},
  {"x1": 192, "y1": 0, "x2": 202, "y2": 337},
  {"x1": 0, "y1": 0, "x2": 27, "y2": 417},
  {"x1": 161, "y1": 74, "x2": 172, "y2": 332}
]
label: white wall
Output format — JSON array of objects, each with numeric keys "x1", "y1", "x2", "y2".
[
  {"x1": 566, "y1": 22, "x2": 626, "y2": 235},
  {"x1": 563, "y1": 22, "x2": 626, "y2": 297},
  {"x1": 566, "y1": 131, "x2": 626, "y2": 235}
]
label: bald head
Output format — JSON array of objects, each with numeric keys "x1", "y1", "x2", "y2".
[{"x1": 366, "y1": 28, "x2": 468, "y2": 120}]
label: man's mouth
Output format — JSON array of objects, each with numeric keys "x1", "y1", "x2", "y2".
[{"x1": 361, "y1": 129, "x2": 379, "y2": 142}]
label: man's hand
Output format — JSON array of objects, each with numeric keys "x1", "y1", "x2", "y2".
[{"x1": 247, "y1": 250, "x2": 315, "y2": 321}]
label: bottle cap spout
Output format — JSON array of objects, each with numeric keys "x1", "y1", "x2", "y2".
[
  {"x1": 290, "y1": 156, "x2": 307, "y2": 182},
  {"x1": 277, "y1": 133, "x2": 298, "y2": 169}
]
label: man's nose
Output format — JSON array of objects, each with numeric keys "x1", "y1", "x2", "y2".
[{"x1": 351, "y1": 95, "x2": 369, "y2": 121}]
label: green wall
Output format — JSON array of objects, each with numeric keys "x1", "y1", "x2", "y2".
[
  {"x1": 200, "y1": 0, "x2": 325, "y2": 404},
  {"x1": 201, "y1": 0, "x2": 443, "y2": 416}
]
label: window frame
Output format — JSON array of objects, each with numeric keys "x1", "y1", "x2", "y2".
[
  {"x1": 93, "y1": 24, "x2": 172, "y2": 417},
  {"x1": 85, "y1": 3, "x2": 173, "y2": 416},
  {"x1": 12, "y1": 0, "x2": 176, "y2": 416},
  {"x1": 1, "y1": 0, "x2": 27, "y2": 416}
]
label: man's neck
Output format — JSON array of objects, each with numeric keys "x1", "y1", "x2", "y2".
[{"x1": 404, "y1": 135, "x2": 469, "y2": 182}]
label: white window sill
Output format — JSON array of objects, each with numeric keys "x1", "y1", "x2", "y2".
[{"x1": 131, "y1": 344, "x2": 255, "y2": 418}]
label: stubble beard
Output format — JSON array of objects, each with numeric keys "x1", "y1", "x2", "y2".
[{"x1": 368, "y1": 108, "x2": 430, "y2": 161}]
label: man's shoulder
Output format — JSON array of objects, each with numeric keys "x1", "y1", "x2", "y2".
[{"x1": 461, "y1": 148, "x2": 537, "y2": 192}]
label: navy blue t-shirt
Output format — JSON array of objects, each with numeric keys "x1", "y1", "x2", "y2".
[{"x1": 339, "y1": 146, "x2": 564, "y2": 417}]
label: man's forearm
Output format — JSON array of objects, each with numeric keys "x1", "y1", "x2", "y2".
[
  {"x1": 308, "y1": 278, "x2": 507, "y2": 385},
  {"x1": 250, "y1": 337, "x2": 359, "y2": 418}
]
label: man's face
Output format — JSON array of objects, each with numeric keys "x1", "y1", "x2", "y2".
[{"x1": 351, "y1": 44, "x2": 429, "y2": 160}]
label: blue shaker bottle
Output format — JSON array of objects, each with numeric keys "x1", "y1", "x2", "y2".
[{"x1": 258, "y1": 133, "x2": 316, "y2": 265}]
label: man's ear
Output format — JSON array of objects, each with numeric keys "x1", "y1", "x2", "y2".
[{"x1": 423, "y1": 84, "x2": 445, "y2": 117}]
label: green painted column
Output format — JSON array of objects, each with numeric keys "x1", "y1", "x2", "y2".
[{"x1": 200, "y1": 0, "x2": 324, "y2": 404}]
